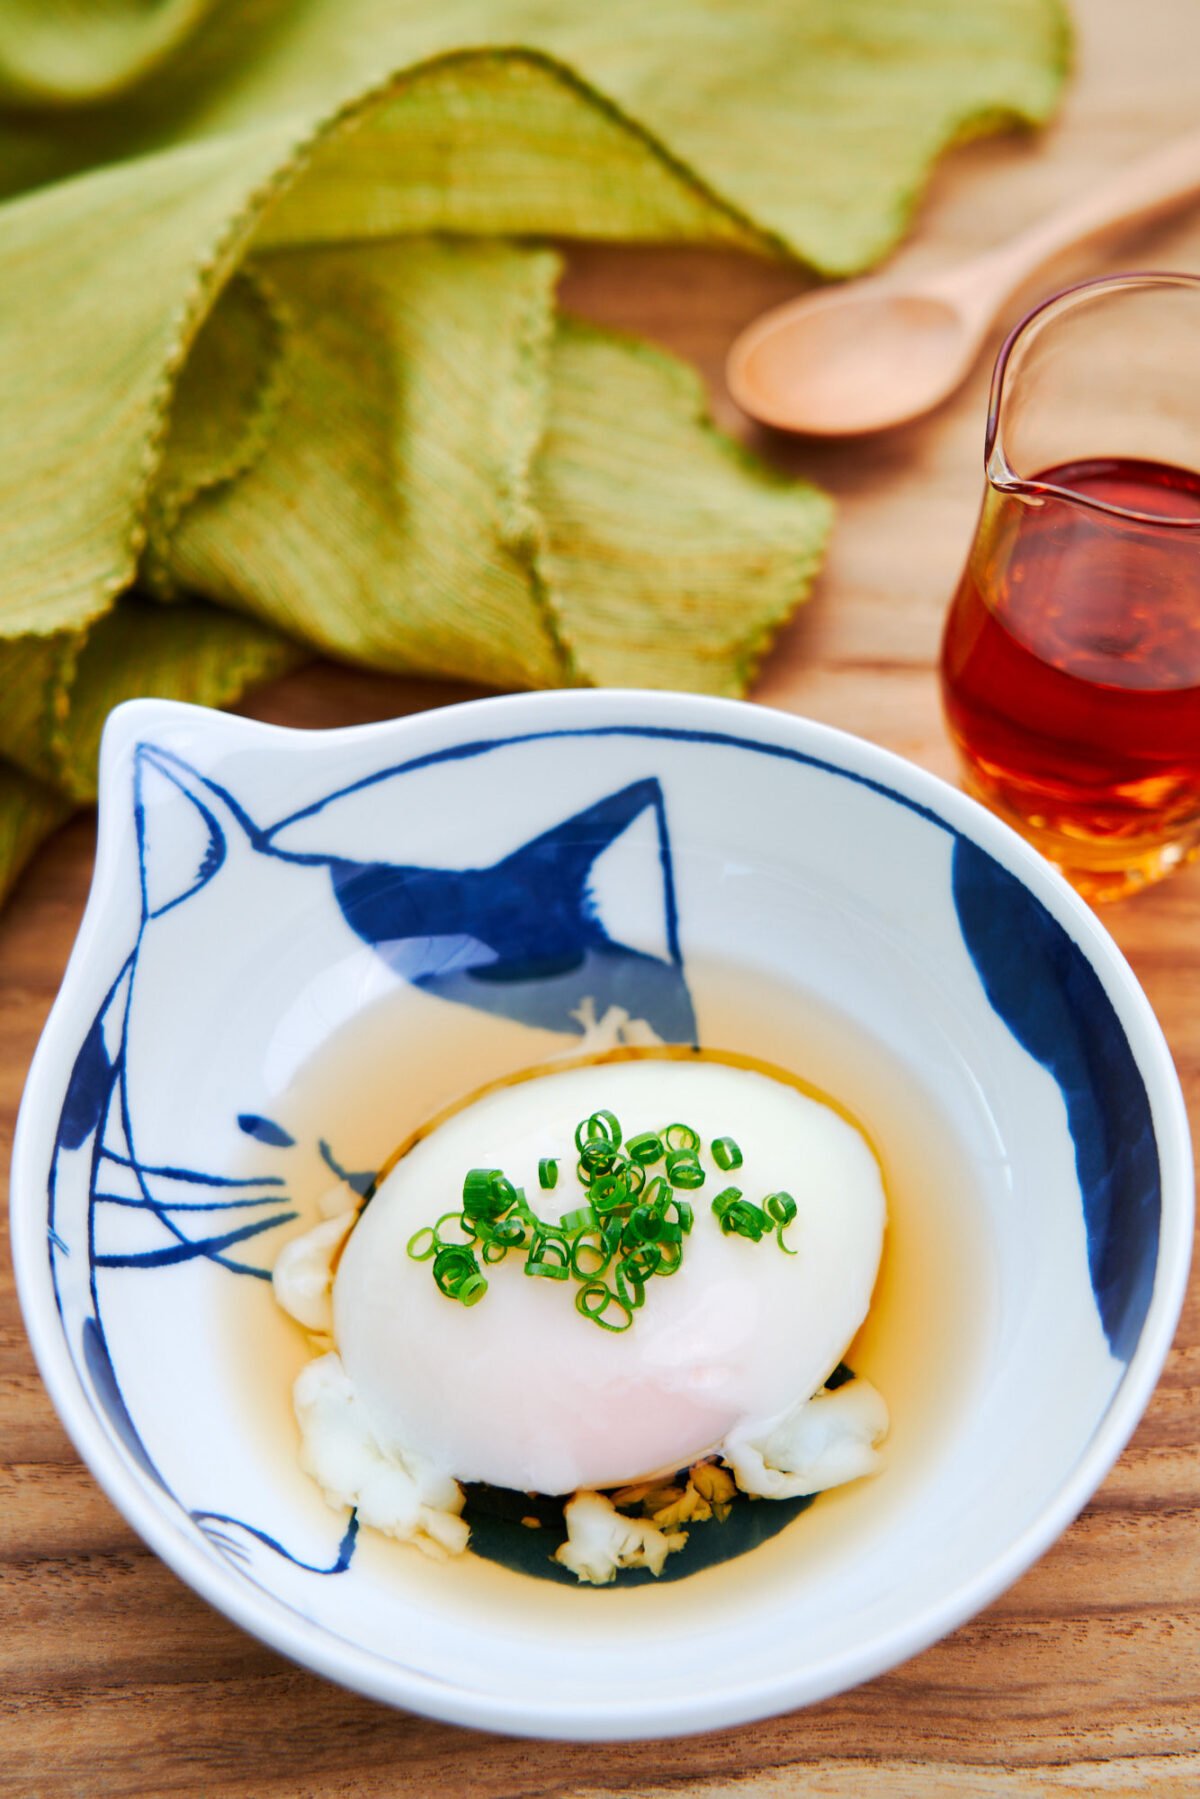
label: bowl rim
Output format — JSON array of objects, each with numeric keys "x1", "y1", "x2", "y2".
[{"x1": 10, "y1": 688, "x2": 1194, "y2": 1740}]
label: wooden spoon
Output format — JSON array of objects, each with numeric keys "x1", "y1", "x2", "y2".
[{"x1": 727, "y1": 129, "x2": 1200, "y2": 436}]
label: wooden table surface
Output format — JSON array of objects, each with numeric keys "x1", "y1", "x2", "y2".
[{"x1": 5, "y1": 3, "x2": 1200, "y2": 1793}]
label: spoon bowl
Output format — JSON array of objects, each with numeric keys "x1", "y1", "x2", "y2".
[{"x1": 727, "y1": 284, "x2": 977, "y2": 436}]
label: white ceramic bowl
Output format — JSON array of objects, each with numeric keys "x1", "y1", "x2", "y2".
[{"x1": 11, "y1": 691, "x2": 1193, "y2": 1740}]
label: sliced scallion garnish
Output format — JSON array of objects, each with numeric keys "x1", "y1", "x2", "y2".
[
  {"x1": 407, "y1": 1099, "x2": 799, "y2": 1326},
  {"x1": 712, "y1": 1186, "x2": 768, "y2": 1242},
  {"x1": 433, "y1": 1243, "x2": 486, "y2": 1303},
  {"x1": 764, "y1": 1190, "x2": 798, "y2": 1254},
  {"x1": 406, "y1": 1226, "x2": 438, "y2": 1261},
  {"x1": 665, "y1": 1148, "x2": 705, "y2": 1189},
  {"x1": 576, "y1": 1280, "x2": 634, "y2": 1332},
  {"x1": 525, "y1": 1232, "x2": 571, "y2": 1280},
  {"x1": 711, "y1": 1135, "x2": 743, "y2": 1171}
]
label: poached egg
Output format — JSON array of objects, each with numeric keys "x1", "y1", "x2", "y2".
[{"x1": 323, "y1": 1056, "x2": 887, "y2": 1497}]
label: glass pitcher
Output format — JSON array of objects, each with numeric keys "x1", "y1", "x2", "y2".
[{"x1": 939, "y1": 272, "x2": 1200, "y2": 901}]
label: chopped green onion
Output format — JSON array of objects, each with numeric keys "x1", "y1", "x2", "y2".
[
  {"x1": 711, "y1": 1136, "x2": 743, "y2": 1171},
  {"x1": 489, "y1": 1214, "x2": 528, "y2": 1247},
  {"x1": 665, "y1": 1148, "x2": 705, "y2": 1189},
  {"x1": 433, "y1": 1244, "x2": 486, "y2": 1304},
  {"x1": 589, "y1": 1170, "x2": 630, "y2": 1212},
  {"x1": 621, "y1": 1242, "x2": 662, "y2": 1283},
  {"x1": 457, "y1": 1271, "x2": 488, "y2": 1306},
  {"x1": 600, "y1": 1215, "x2": 625, "y2": 1255},
  {"x1": 735, "y1": 1208, "x2": 768, "y2": 1242},
  {"x1": 628, "y1": 1203, "x2": 664, "y2": 1242},
  {"x1": 461, "y1": 1168, "x2": 517, "y2": 1221},
  {"x1": 578, "y1": 1140, "x2": 618, "y2": 1177},
  {"x1": 525, "y1": 1233, "x2": 571, "y2": 1280},
  {"x1": 615, "y1": 1258, "x2": 647, "y2": 1310},
  {"x1": 575, "y1": 1109, "x2": 622, "y2": 1151},
  {"x1": 409, "y1": 1101, "x2": 797, "y2": 1329},
  {"x1": 620, "y1": 1157, "x2": 647, "y2": 1196},
  {"x1": 764, "y1": 1190, "x2": 798, "y2": 1253},
  {"x1": 570, "y1": 1234, "x2": 612, "y2": 1279},
  {"x1": 575, "y1": 1281, "x2": 633, "y2": 1333},
  {"x1": 712, "y1": 1187, "x2": 768, "y2": 1242}
]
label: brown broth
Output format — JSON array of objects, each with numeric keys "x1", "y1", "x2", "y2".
[{"x1": 222, "y1": 960, "x2": 996, "y2": 1619}]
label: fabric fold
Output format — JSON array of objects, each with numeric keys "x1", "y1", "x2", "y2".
[{"x1": 0, "y1": 0, "x2": 1070, "y2": 903}]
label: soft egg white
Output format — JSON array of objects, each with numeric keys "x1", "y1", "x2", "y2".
[{"x1": 330, "y1": 1057, "x2": 886, "y2": 1497}]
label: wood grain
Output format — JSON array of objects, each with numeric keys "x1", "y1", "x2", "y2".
[{"x1": 5, "y1": 2, "x2": 1200, "y2": 1792}]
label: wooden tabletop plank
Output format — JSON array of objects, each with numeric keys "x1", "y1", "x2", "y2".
[{"x1": 5, "y1": 0, "x2": 1200, "y2": 1791}]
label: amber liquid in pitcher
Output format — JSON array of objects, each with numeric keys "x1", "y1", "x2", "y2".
[{"x1": 940, "y1": 456, "x2": 1200, "y2": 893}]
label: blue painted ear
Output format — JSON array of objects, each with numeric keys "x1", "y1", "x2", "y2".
[
  {"x1": 329, "y1": 779, "x2": 696, "y2": 1042},
  {"x1": 133, "y1": 745, "x2": 247, "y2": 920},
  {"x1": 462, "y1": 777, "x2": 682, "y2": 980}
]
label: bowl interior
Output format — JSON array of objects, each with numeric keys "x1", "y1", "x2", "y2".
[{"x1": 13, "y1": 696, "x2": 1187, "y2": 1737}]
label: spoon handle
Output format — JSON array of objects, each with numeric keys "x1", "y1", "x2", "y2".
[{"x1": 939, "y1": 127, "x2": 1200, "y2": 317}]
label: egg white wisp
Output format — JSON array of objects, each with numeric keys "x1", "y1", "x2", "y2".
[{"x1": 275, "y1": 1056, "x2": 889, "y2": 1579}]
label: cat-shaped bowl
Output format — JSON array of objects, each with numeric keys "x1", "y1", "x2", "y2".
[{"x1": 11, "y1": 690, "x2": 1192, "y2": 1740}]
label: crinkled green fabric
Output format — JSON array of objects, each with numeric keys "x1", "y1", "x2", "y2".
[{"x1": 0, "y1": 0, "x2": 1069, "y2": 905}]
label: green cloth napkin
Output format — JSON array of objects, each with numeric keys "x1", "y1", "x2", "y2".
[{"x1": 0, "y1": 0, "x2": 1069, "y2": 904}]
